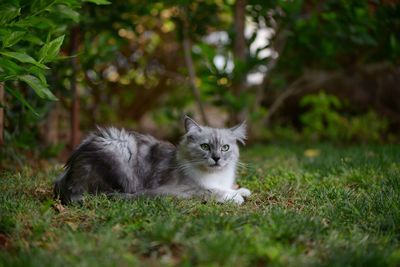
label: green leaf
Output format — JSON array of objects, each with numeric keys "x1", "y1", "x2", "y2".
[
  {"x1": 22, "y1": 34, "x2": 44, "y2": 46},
  {"x1": 2, "y1": 31, "x2": 25, "y2": 48},
  {"x1": 56, "y1": 5, "x2": 80, "y2": 23},
  {"x1": 0, "y1": 51, "x2": 49, "y2": 69},
  {"x1": 38, "y1": 35, "x2": 65, "y2": 63},
  {"x1": 18, "y1": 75, "x2": 58, "y2": 101},
  {"x1": 0, "y1": 58, "x2": 24, "y2": 76},
  {"x1": 30, "y1": 0, "x2": 57, "y2": 14},
  {"x1": 28, "y1": 66, "x2": 47, "y2": 84},
  {"x1": 83, "y1": 0, "x2": 111, "y2": 5},
  {"x1": 14, "y1": 16, "x2": 55, "y2": 29},
  {"x1": 5, "y1": 85, "x2": 40, "y2": 117},
  {"x1": 0, "y1": 4, "x2": 21, "y2": 24}
]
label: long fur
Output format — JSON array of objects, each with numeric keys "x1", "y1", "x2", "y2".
[{"x1": 54, "y1": 117, "x2": 251, "y2": 204}]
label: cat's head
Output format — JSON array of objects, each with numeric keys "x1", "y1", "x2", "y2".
[{"x1": 178, "y1": 116, "x2": 246, "y2": 172}]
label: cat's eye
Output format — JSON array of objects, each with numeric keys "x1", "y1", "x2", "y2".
[
  {"x1": 221, "y1": 144, "x2": 230, "y2": 152},
  {"x1": 200, "y1": 143, "x2": 210, "y2": 151}
]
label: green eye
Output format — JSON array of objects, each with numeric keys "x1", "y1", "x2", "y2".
[
  {"x1": 221, "y1": 144, "x2": 230, "y2": 152},
  {"x1": 200, "y1": 143, "x2": 210, "y2": 151}
]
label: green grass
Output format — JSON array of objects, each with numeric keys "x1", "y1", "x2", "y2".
[{"x1": 1, "y1": 143, "x2": 399, "y2": 267}]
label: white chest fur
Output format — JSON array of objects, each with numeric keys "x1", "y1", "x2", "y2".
[{"x1": 189, "y1": 164, "x2": 236, "y2": 190}]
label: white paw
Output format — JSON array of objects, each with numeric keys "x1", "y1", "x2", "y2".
[
  {"x1": 237, "y1": 188, "x2": 251, "y2": 198},
  {"x1": 219, "y1": 191, "x2": 244, "y2": 205}
]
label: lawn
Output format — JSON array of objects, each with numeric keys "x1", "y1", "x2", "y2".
[{"x1": 1, "y1": 143, "x2": 399, "y2": 267}]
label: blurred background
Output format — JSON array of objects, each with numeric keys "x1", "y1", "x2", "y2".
[{"x1": 0, "y1": 0, "x2": 399, "y2": 168}]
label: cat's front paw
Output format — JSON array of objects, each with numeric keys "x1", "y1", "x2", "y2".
[
  {"x1": 237, "y1": 188, "x2": 251, "y2": 198},
  {"x1": 219, "y1": 191, "x2": 244, "y2": 205}
]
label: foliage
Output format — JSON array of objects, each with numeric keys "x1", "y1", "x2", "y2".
[
  {"x1": 261, "y1": 124, "x2": 302, "y2": 143},
  {"x1": 300, "y1": 92, "x2": 344, "y2": 140},
  {"x1": 1, "y1": 144, "x2": 400, "y2": 266},
  {"x1": 0, "y1": 0, "x2": 109, "y2": 163},
  {"x1": 0, "y1": 0, "x2": 110, "y2": 110},
  {"x1": 1, "y1": 0, "x2": 69, "y2": 111},
  {"x1": 275, "y1": 0, "x2": 400, "y2": 75},
  {"x1": 300, "y1": 92, "x2": 388, "y2": 142},
  {"x1": 1, "y1": 0, "x2": 399, "y2": 162},
  {"x1": 74, "y1": 0, "x2": 232, "y2": 125},
  {"x1": 344, "y1": 111, "x2": 389, "y2": 143}
]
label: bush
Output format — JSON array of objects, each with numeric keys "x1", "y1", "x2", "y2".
[{"x1": 299, "y1": 92, "x2": 388, "y2": 142}]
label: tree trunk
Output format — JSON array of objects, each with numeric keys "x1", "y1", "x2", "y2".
[
  {"x1": 231, "y1": 0, "x2": 247, "y2": 124},
  {"x1": 70, "y1": 27, "x2": 80, "y2": 149},
  {"x1": 234, "y1": 0, "x2": 246, "y2": 65},
  {"x1": 43, "y1": 102, "x2": 60, "y2": 146},
  {"x1": 0, "y1": 83, "x2": 4, "y2": 145}
]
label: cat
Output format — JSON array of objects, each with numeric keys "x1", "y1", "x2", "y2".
[{"x1": 54, "y1": 116, "x2": 251, "y2": 205}]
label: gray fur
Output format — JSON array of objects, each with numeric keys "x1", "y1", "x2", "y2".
[{"x1": 54, "y1": 117, "x2": 251, "y2": 205}]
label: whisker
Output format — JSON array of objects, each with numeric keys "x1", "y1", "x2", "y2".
[
  {"x1": 175, "y1": 161, "x2": 204, "y2": 171},
  {"x1": 236, "y1": 161, "x2": 250, "y2": 171}
]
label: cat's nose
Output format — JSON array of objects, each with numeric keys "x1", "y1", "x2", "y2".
[{"x1": 212, "y1": 156, "x2": 220, "y2": 163}]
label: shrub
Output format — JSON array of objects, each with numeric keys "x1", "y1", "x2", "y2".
[{"x1": 299, "y1": 92, "x2": 388, "y2": 142}]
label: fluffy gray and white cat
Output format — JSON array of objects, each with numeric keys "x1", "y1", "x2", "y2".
[{"x1": 54, "y1": 116, "x2": 251, "y2": 205}]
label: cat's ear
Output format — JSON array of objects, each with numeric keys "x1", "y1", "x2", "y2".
[
  {"x1": 230, "y1": 121, "x2": 247, "y2": 144},
  {"x1": 184, "y1": 115, "x2": 202, "y2": 133}
]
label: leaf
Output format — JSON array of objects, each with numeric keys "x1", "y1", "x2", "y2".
[
  {"x1": 0, "y1": 58, "x2": 24, "y2": 75},
  {"x1": 2, "y1": 31, "x2": 25, "y2": 48},
  {"x1": 38, "y1": 35, "x2": 65, "y2": 63},
  {"x1": 23, "y1": 34, "x2": 44, "y2": 46},
  {"x1": 53, "y1": 202, "x2": 65, "y2": 213},
  {"x1": 0, "y1": 51, "x2": 49, "y2": 69},
  {"x1": 18, "y1": 75, "x2": 58, "y2": 101},
  {"x1": 83, "y1": 0, "x2": 111, "y2": 5},
  {"x1": 56, "y1": 5, "x2": 80, "y2": 23},
  {"x1": 14, "y1": 16, "x2": 53, "y2": 28},
  {"x1": 5, "y1": 85, "x2": 40, "y2": 116},
  {"x1": 0, "y1": 4, "x2": 21, "y2": 24},
  {"x1": 30, "y1": 0, "x2": 57, "y2": 14},
  {"x1": 28, "y1": 66, "x2": 47, "y2": 84}
]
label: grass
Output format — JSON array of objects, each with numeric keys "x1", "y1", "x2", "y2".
[{"x1": 1, "y1": 143, "x2": 399, "y2": 267}]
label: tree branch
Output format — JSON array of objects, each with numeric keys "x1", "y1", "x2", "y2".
[
  {"x1": 182, "y1": 12, "x2": 209, "y2": 125},
  {"x1": 264, "y1": 69, "x2": 344, "y2": 125},
  {"x1": 264, "y1": 76, "x2": 305, "y2": 125}
]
